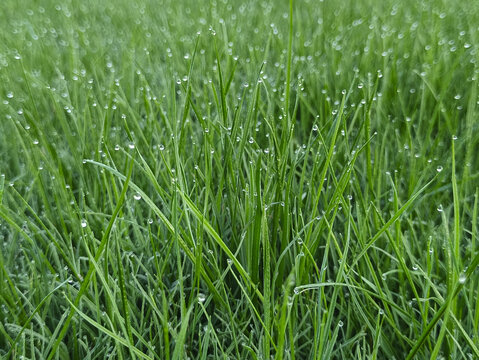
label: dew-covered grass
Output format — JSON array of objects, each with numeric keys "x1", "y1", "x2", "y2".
[{"x1": 1, "y1": 0, "x2": 479, "y2": 359}]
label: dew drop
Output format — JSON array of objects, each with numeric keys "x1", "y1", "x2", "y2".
[
  {"x1": 338, "y1": 320, "x2": 344, "y2": 327},
  {"x1": 133, "y1": 193, "x2": 142, "y2": 201},
  {"x1": 81, "y1": 219, "x2": 87, "y2": 228},
  {"x1": 197, "y1": 293, "x2": 206, "y2": 303},
  {"x1": 459, "y1": 272, "x2": 466, "y2": 284},
  {"x1": 436, "y1": 166, "x2": 443, "y2": 172}
]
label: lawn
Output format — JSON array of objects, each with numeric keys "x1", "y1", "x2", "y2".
[{"x1": 0, "y1": 0, "x2": 478, "y2": 359}]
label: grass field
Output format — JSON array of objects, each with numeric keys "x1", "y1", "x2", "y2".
[{"x1": 1, "y1": 0, "x2": 479, "y2": 358}]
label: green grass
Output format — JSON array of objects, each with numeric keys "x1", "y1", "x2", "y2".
[{"x1": 1, "y1": 0, "x2": 479, "y2": 358}]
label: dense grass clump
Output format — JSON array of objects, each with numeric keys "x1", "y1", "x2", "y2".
[{"x1": 1, "y1": 0, "x2": 479, "y2": 358}]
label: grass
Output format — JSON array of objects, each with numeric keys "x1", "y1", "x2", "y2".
[{"x1": 0, "y1": 0, "x2": 478, "y2": 358}]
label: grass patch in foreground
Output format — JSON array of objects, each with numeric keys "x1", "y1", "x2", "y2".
[{"x1": 1, "y1": 0, "x2": 479, "y2": 358}]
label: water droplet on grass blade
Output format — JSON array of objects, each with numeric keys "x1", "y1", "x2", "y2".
[
  {"x1": 133, "y1": 193, "x2": 142, "y2": 201},
  {"x1": 436, "y1": 166, "x2": 443, "y2": 172},
  {"x1": 459, "y1": 272, "x2": 466, "y2": 284},
  {"x1": 81, "y1": 219, "x2": 87, "y2": 228},
  {"x1": 197, "y1": 293, "x2": 206, "y2": 303}
]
